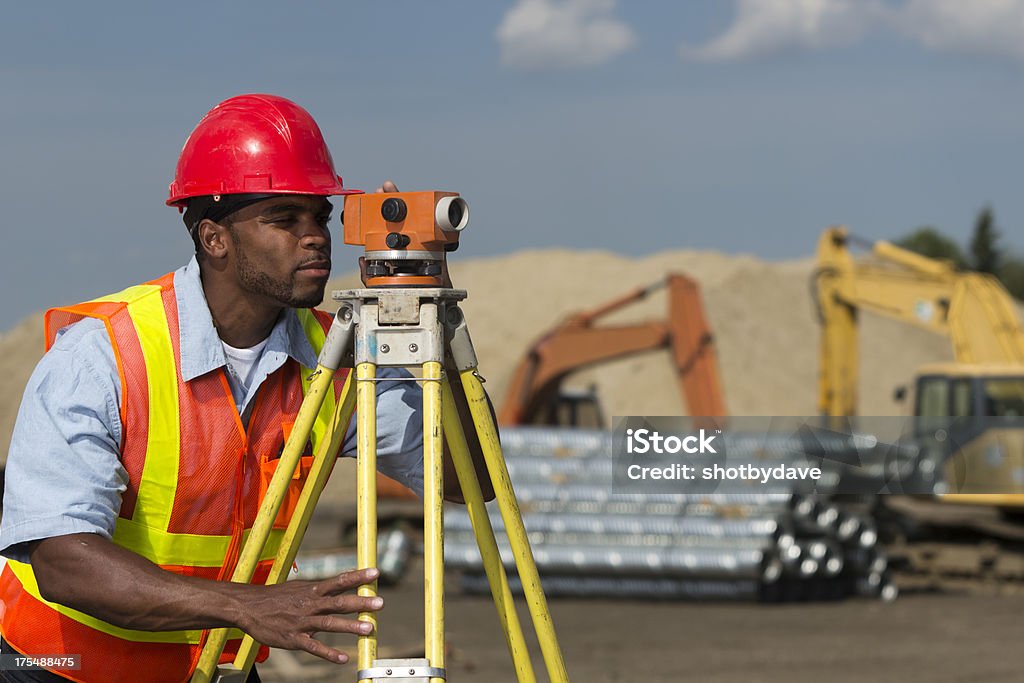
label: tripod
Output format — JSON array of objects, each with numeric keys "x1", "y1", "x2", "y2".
[{"x1": 189, "y1": 283, "x2": 569, "y2": 682}]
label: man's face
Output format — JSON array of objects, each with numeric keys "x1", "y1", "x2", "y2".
[{"x1": 224, "y1": 195, "x2": 334, "y2": 308}]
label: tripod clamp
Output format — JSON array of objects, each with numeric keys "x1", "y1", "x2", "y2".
[
  {"x1": 357, "y1": 658, "x2": 446, "y2": 682},
  {"x1": 332, "y1": 287, "x2": 473, "y2": 370}
]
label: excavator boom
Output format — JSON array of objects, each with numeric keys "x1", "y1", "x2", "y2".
[
  {"x1": 815, "y1": 226, "x2": 1024, "y2": 416},
  {"x1": 499, "y1": 273, "x2": 726, "y2": 426}
]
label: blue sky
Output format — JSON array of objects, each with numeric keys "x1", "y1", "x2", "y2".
[{"x1": 2, "y1": 0, "x2": 1024, "y2": 329}]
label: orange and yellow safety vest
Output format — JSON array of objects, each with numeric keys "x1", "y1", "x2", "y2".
[{"x1": 0, "y1": 272, "x2": 347, "y2": 682}]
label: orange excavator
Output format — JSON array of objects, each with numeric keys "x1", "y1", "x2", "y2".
[
  {"x1": 498, "y1": 273, "x2": 727, "y2": 427},
  {"x1": 378, "y1": 273, "x2": 725, "y2": 501}
]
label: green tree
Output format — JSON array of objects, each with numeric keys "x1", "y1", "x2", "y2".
[
  {"x1": 998, "y1": 257, "x2": 1024, "y2": 301},
  {"x1": 894, "y1": 227, "x2": 968, "y2": 267},
  {"x1": 970, "y1": 206, "x2": 1001, "y2": 274},
  {"x1": 891, "y1": 209, "x2": 1023, "y2": 301}
]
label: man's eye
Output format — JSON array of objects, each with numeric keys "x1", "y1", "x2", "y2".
[{"x1": 317, "y1": 215, "x2": 332, "y2": 227}]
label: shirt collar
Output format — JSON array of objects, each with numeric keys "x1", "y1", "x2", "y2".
[{"x1": 173, "y1": 256, "x2": 320, "y2": 382}]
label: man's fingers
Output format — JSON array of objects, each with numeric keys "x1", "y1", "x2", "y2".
[
  {"x1": 319, "y1": 567, "x2": 380, "y2": 595},
  {"x1": 310, "y1": 614, "x2": 376, "y2": 636},
  {"x1": 374, "y1": 180, "x2": 399, "y2": 193},
  {"x1": 299, "y1": 634, "x2": 351, "y2": 665},
  {"x1": 328, "y1": 594, "x2": 384, "y2": 614}
]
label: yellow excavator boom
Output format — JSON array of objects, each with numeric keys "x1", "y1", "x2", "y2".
[{"x1": 815, "y1": 225, "x2": 1024, "y2": 417}]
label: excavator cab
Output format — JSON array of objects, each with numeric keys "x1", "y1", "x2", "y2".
[
  {"x1": 978, "y1": 378, "x2": 1024, "y2": 418},
  {"x1": 914, "y1": 365, "x2": 1024, "y2": 423},
  {"x1": 911, "y1": 364, "x2": 1024, "y2": 500},
  {"x1": 815, "y1": 226, "x2": 1024, "y2": 505},
  {"x1": 542, "y1": 385, "x2": 606, "y2": 429}
]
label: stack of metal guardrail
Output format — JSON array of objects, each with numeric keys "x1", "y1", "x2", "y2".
[{"x1": 445, "y1": 427, "x2": 896, "y2": 602}]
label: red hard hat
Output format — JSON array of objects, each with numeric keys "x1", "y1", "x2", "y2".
[{"x1": 167, "y1": 94, "x2": 361, "y2": 207}]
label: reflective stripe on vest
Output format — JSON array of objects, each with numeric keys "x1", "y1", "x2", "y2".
[
  {"x1": 297, "y1": 306, "x2": 338, "y2": 451},
  {"x1": 0, "y1": 274, "x2": 346, "y2": 681}
]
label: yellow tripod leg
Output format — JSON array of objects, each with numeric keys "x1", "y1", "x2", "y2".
[
  {"x1": 228, "y1": 372, "x2": 357, "y2": 675},
  {"x1": 423, "y1": 361, "x2": 445, "y2": 682},
  {"x1": 441, "y1": 379, "x2": 537, "y2": 683},
  {"x1": 356, "y1": 362, "x2": 380, "y2": 671},
  {"x1": 459, "y1": 368, "x2": 570, "y2": 683},
  {"x1": 191, "y1": 363, "x2": 338, "y2": 683}
]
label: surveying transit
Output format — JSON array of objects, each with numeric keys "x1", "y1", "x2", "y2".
[{"x1": 190, "y1": 189, "x2": 569, "y2": 682}]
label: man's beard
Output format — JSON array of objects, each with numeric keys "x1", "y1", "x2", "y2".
[{"x1": 230, "y1": 227, "x2": 325, "y2": 308}]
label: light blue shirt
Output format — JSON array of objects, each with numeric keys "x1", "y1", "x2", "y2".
[{"x1": 0, "y1": 258, "x2": 424, "y2": 563}]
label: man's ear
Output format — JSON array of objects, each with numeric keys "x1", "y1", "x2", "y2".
[{"x1": 198, "y1": 219, "x2": 231, "y2": 261}]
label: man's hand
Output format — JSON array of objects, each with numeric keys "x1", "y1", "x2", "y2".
[
  {"x1": 235, "y1": 567, "x2": 383, "y2": 664},
  {"x1": 29, "y1": 534, "x2": 383, "y2": 666}
]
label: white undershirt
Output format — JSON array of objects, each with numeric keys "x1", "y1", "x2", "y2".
[{"x1": 222, "y1": 337, "x2": 270, "y2": 414}]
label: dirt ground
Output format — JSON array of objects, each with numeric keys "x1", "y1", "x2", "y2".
[
  {"x1": 254, "y1": 472, "x2": 1024, "y2": 683},
  {"x1": 258, "y1": 556, "x2": 1024, "y2": 683}
]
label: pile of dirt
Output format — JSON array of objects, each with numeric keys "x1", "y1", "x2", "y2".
[
  {"x1": 0, "y1": 250, "x2": 953, "y2": 465},
  {"x1": 0, "y1": 312, "x2": 46, "y2": 465},
  {"x1": 443, "y1": 248, "x2": 950, "y2": 419}
]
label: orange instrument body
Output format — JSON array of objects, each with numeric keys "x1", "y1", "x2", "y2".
[{"x1": 343, "y1": 190, "x2": 468, "y2": 287}]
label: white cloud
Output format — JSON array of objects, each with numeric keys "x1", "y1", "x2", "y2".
[
  {"x1": 681, "y1": 0, "x2": 886, "y2": 62},
  {"x1": 896, "y1": 0, "x2": 1024, "y2": 60},
  {"x1": 682, "y1": 0, "x2": 1024, "y2": 64},
  {"x1": 497, "y1": 0, "x2": 636, "y2": 69}
]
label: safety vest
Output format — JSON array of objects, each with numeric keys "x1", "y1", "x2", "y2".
[{"x1": 0, "y1": 272, "x2": 348, "y2": 682}]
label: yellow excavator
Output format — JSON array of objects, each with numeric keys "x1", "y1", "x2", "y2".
[{"x1": 815, "y1": 225, "x2": 1024, "y2": 506}]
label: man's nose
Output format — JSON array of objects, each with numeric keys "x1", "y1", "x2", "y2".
[{"x1": 299, "y1": 217, "x2": 331, "y2": 248}]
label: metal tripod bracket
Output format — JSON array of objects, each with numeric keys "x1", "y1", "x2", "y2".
[
  {"x1": 209, "y1": 666, "x2": 247, "y2": 683},
  {"x1": 333, "y1": 288, "x2": 468, "y2": 368},
  {"x1": 358, "y1": 658, "x2": 445, "y2": 682}
]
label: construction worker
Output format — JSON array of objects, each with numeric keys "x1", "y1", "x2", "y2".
[{"x1": 0, "y1": 94, "x2": 493, "y2": 683}]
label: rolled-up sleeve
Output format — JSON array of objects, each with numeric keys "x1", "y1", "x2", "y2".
[
  {"x1": 340, "y1": 367, "x2": 424, "y2": 497},
  {"x1": 0, "y1": 321, "x2": 127, "y2": 563}
]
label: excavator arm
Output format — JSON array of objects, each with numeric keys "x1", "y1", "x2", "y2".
[
  {"x1": 498, "y1": 274, "x2": 726, "y2": 426},
  {"x1": 815, "y1": 225, "x2": 1024, "y2": 416}
]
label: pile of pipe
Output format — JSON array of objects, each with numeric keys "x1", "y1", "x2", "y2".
[
  {"x1": 291, "y1": 528, "x2": 413, "y2": 584},
  {"x1": 445, "y1": 428, "x2": 896, "y2": 602}
]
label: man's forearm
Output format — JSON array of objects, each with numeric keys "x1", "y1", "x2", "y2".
[
  {"x1": 442, "y1": 373, "x2": 497, "y2": 503},
  {"x1": 30, "y1": 533, "x2": 247, "y2": 632},
  {"x1": 28, "y1": 532, "x2": 383, "y2": 664}
]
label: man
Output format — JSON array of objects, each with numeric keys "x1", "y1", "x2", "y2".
[{"x1": 0, "y1": 94, "x2": 493, "y2": 682}]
